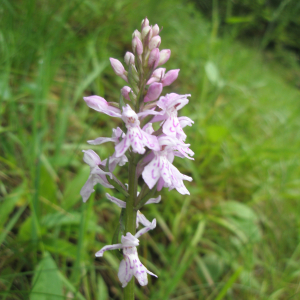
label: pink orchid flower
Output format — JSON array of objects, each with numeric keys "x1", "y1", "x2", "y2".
[
  {"x1": 152, "y1": 93, "x2": 192, "y2": 141},
  {"x1": 115, "y1": 105, "x2": 160, "y2": 157},
  {"x1": 142, "y1": 136, "x2": 192, "y2": 195}
]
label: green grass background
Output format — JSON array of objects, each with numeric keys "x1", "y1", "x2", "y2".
[{"x1": 1, "y1": 0, "x2": 300, "y2": 299}]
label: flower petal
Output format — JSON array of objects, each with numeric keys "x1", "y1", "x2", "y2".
[
  {"x1": 142, "y1": 156, "x2": 161, "y2": 189},
  {"x1": 136, "y1": 211, "x2": 153, "y2": 228},
  {"x1": 141, "y1": 130, "x2": 160, "y2": 152},
  {"x1": 145, "y1": 195, "x2": 161, "y2": 205},
  {"x1": 91, "y1": 168, "x2": 114, "y2": 188},
  {"x1": 80, "y1": 175, "x2": 94, "y2": 203},
  {"x1": 115, "y1": 135, "x2": 131, "y2": 157},
  {"x1": 84, "y1": 95, "x2": 122, "y2": 117},
  {"x1": 87, "y1": 137, "x2": 118, "y2": 145},
  {"x1": 121, "y1": 232, "x2": 139, "y2": 247},
  {"x1": 134, "y1": 263, "x2": 148, "y2": 287},
  {"x1": 142, "y1": 123, "x2": 154, "y2": 135},
  {"x1": 162, "y1": 116, "x2": 187, "y2": 141},
  {"x1": 137, "y1": 109, "x2": 163, "y2": 118},
  {"x1": 135, "y1": 219, "x2": 156, "y2": 239},
  {"x1": 106, "y1": 193, "x2": 126, "y2": 208},
  {"x1": 146, "y1": 269, "x2": 158, "y2": 278},
  {"x1": 82, "y1": 149, "x2": 101, "y2": 167},
  {"x1": 95, "y1": 243, "x2": 123, "y2": 257},
  {"x1": 178, "y1": 116, "x2": 194, "y2": 128},
  {"x1": 118, "y1": 259, "x2": 133, "y2": 288}
]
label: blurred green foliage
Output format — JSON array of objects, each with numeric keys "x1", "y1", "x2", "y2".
[
  {"x1": 193, "y1": 0, "x2": 300, "y2": 52},
  {"x1": 0, "y1": 0, "x2": 300, "y2": 299}
]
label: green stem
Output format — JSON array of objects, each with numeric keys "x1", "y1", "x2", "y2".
[{"x1": 123, "y1": 154, "x2": 138, "y2": 300}]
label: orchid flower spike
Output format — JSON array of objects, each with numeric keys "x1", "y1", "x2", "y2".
[
  {"x1": 95, "y1": 232, "x2": 157, "y2": 288},
  {"x1": 80, "y1": 150, "x2": 114, "y2": 202},
  {"x1": 81, "y1": 18, "x2": 194, "y2": 292}
]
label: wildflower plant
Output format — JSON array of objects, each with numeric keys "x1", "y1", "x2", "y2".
[{"x1": 80, "y1": 18, "x2": 193, "y2": 299}]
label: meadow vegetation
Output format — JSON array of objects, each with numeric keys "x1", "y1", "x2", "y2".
[{"x1": 0, "y1": 0, "x2": 300, "y2": 299}]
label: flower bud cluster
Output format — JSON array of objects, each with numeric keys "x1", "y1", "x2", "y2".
[{"x1": 80, "y1": 18, "x2": 193, "y2": 289}]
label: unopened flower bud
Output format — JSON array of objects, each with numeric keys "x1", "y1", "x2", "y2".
[
  {"x1": 144, "y1": 82, "x2": 163, "y2": 102},
  {"x1": 124, "y1": 52, "x2": 135, "y2": 65},
  {"x1": 132, "y1": 36, "x2": 143, "y2": 55},
  {"x1": 109, "y1": 58, "x2": 128, "y2": 82},
  {"x1": 141, "y1": 18, "x2": 149, "y2": 28},
  {"x1": 152, "y1": 24, "x2": 160, "y2": 36},
  {"x1": 147, "y1": 68, "x2": 166, "y2": 85},
  {"x1": 121, "y1": 86, "x2": 132, "y2": 101},
  {"x1": 158, "y1": 49, "x2": 171, "y2": 66},
  {"x1": 142, "y1": 26, "x2": 152, "y2": 40},
  {"x1": 161, "y1": 69, "x2": 180, "y2": 86},
  {"x1": 148, "y1": 48, "x2": 160, "y2": 68},
  {"x1": 153, "y1": 68, "x2": 166, "y2": 79},
  {"x1": 149, "y1": 36, "x2": 161, "y2": 50},
  {"x1": 132, "y1": 29, "x2": 142, "y2": 40}
]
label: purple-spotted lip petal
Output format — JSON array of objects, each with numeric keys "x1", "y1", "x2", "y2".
[{"x1": 142, "y1": 151, "x2": 192, "y2": 195}]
